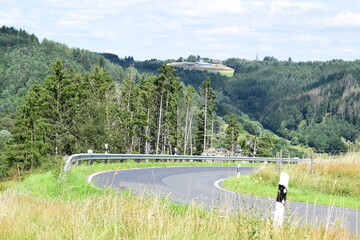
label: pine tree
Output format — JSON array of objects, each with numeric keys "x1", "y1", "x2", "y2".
[
  {"x1": 5, "y1": 83, "x2": 48, "y2": 172},
  {"x1": 225, "y1": 114, "x2": 240, "y2": 155},
  {"x1": 196, "y1": 77, "x2": 216, "y2": 154},
  {"x1": 76, "y1": 65, "x2": 115, "y2": 153},
  {"x1": 154, "y1": 64, "x2": 182, "y2": 154},
  {"x1": 139, "y1": 76, "x2": 157, "y2": 154},
  {"x1": 116, "y1": 68, "x2": 140, "y2": 153},
  {"x1": 40, "y1": 59, "x2": 80, "y2": 156},
  {"x1": 182, "y1": 86, "x2": 195, "y2": 155}
]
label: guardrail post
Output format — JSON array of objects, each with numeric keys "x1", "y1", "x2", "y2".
[
  {"x1": 274, "y1": 172, "x2": 289, "y2": 227},
  {"x1": 279, "y1": 150, "x2": 282, "y2": 172},
  {"x1": 287, "y1": 153, "x2": 290, "y2": 168},
  {"x1": 310, "y1": 154, "x2": 314, "y2": 175}
]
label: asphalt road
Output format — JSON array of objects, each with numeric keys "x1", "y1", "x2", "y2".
[{"x1": 89, "y1": 166, "x2": 359, "y2": 236}]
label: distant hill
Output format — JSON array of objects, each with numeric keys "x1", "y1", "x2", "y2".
[
  {"x1": 222, "y1": 57, "x2": 360, "y2": 153},
  {"x1": 1, "y1": 26, "x2": 359, "y2": 155},
  {"x1": 0, "y1": 26, "x2": 125, "y2": 129},
  {"x1": 167, "y1": 62, "x2": 234, "y2": 77}
]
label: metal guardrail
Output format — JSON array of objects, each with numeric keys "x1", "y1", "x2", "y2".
[{"x1": 63, "y1": 153, "x2": 303, "y2": 172}]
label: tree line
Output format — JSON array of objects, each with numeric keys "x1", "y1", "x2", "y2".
[
  {"x1": 0, "y1": 60, "x2": 220, "y2": 175},
  {"x1": 222, "y1": 57, "x2": 360, "y2": 153}
]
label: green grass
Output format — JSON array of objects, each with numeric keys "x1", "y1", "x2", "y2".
[
  {"x1": 220, "y1": 72, "x2": 234, "y2": 77},
  {"x1": 223, "y1": 157, "x2": 360, "y2": 209},
  {"x1": 11, "y1": 161, "x2": 263, "y2": 201}
]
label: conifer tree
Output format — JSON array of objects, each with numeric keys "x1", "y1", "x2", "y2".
[
  {"x1": 182, "y1": 86, "x2": 195, "y2": 155},
  {"x1": 5, "y1": 83, "x2": 48, "y2": 171},
  {"x1": 76, "y1": 65, "x2": 115, "y2": 153},
  {"x1": 40, "y1": 59, "x2": 80, "y2": 156},
  {"x1": 139, "y1": 76, "x2": 157, "y2": 154},
  {"x1": 117, "y1": 68, "x2": 140, "y2": 153},
  {"x1": 154, "y1": 64, "x2": 182, "y2": 154},
  {"x1": 225, "y1": 114, "x2": 240, "y2": 155},
  {"x1": 196, "y1": 77, "x2": 216, "y2": 154}
]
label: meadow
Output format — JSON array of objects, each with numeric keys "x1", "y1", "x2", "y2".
[
  {"x1": 223, "y1": 153, "x2": 360, "y2": 209},
  {"x1": 0, "y1": 160, "x2": 358, "y2": 239}
]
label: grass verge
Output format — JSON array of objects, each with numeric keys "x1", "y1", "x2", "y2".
[
  {"x1": 0, "y1": 161, "x2": 358, "y2": 239},
  {"x1": 223, "y1": 153, "x2": 360, "y2": 209}
]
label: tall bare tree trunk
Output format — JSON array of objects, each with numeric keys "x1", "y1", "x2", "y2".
[
  {"x1": 211, "y1": 119, "x2": 214, "y2": 149},
  {"x1": 203, "y1": 87, "x2": 208, "y2": 153},
  {"x1": 183, "y1": 106, "x2": 189, "y2": 155},
  {"x1": 156, "y1": 95, "x2": 163, "y2": 154},
  {"x1": 145, "y1": 108, "x2": 150, "y2": 154},
  {"x1": 189, "y1": 115, "x2": 193, "y2": 155}
]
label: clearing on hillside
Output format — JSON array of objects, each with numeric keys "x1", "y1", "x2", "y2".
[{"x1": 167, "y1": 62, "x2": 235, "y2": 77}]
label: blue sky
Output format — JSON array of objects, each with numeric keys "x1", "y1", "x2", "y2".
[{"x1": 1, "y1": 0, "x2": 360, "y2": 61}]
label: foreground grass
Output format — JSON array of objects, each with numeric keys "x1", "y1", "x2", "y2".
[
  {"x1": 3, "y1": 191, "x2": 356, "y2": 240},
  {"x1": 223, "y1": 153, "x2": 360, "y2": 209},
  {"x1": 0, "y1": 161, "x2": 358, "y2": 239}
]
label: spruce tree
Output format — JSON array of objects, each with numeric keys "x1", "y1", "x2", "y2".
[
  {"x1": 225, "y1": 114, "x2": 240, "y2": 155},
  {"x1": 182, "y1": 86, "x2": 195, "y2": 155},
  {"x1": 154, "y1": 64, "x2": 182, "y2": 154},
  {"x1": 4, "y1": 83, "x2": 48, "y2": 172},
  {"x1": 40, "y1": 59, "x2": 80, "y2": 156},
  {"x1": 196, "y1": 77, "x2": 216, "y2": 154}
]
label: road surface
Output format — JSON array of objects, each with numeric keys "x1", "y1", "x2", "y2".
[{"x1": 89, "y1": 166, "x2": 359, "y2": 236}]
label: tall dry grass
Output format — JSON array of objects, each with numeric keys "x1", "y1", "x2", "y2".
[
  {"x1": 298, "y1": 152, "x2": 360, "y2": 177},
  {"x1": 248, "y1": 152, "x2": 360, "y2": 210},
  {"x1": 0, "y1": 191, "x2": 355, "y2": 240}
]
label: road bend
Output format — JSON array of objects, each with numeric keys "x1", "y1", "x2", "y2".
[{"x1": 89, "y1": 166, "x2": 359, "y2": 236}]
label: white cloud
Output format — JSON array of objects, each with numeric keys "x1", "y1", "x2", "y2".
[
  {"x1": 2, "y1": 0, "x2": 360, "y2": 61},
  {"x1": 291, "y1": 34, "x2": 330, "y2": 45},
  {"x1": 0, "y1": 8, "x2": 23, "y2": 22},
  {"x1": 172, "y1": 0, "x2": 263, "y2": 18},
  {"x1": 331, "y1": 11, "x2": 360, "y2": 28},
  {"x1": 196, "y1": 26, "x2": 254, "y2": 36},
  {"x1": 268, "y1": 0, "x2": 326, "y2": 15},
  {"x1": 308, "y1": 11, "x2": 360, "y2": 30},
  {"x1": 90, "y1": 29, "x2": 117, "y2": 40},
  {"x1": 35, "y1": 0, "x2": 139, "y2": 9}
]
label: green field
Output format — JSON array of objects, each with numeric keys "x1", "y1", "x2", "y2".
[{"x1": 167, "y1": 62, "x2": 235, "y2": 77}]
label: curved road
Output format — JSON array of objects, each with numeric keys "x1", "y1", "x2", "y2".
[{"x1": 89, "y1": 166, "x2": 359, "y2": 236}]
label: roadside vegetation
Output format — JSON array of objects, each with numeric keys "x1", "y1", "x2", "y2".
[
  {"x1": 223, "y1": 153, "x2": 360, "y2": 209},
  {"x1": 0, "y1": 161, "x2": 358, "y2": 239}
]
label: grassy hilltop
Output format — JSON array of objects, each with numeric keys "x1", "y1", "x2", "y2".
[{"x1": 167, "y1": 61, "x2": 235, "y2": 77}]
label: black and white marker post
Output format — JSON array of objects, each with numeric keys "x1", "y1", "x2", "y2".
[
  {"x1": 274, "y1": 172, "x2": 289, "y2": 227},
  {"x1": 237, "y1": 164, "x2": 241, "y2": 178},
  {"x1": 105, "y1": 144, "x2": 109, "y2": 154}
]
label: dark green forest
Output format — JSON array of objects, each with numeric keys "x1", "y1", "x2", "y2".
[
  {"x1": 1, "y1": 26, "x2": 359, "y2": 177},
  {"x1": 102, "y1": 54, "x2": 360, "y2": 154}
]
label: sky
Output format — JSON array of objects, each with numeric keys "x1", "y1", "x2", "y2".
[{"x1": 1, "y1": 0, "x2": 360, "y2": 62}]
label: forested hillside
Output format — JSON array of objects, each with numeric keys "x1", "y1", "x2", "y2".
[
  {"x1": 222, "y1": 58, "x2": 360, "y2": 153},
  {"x1": 0, "y1": 26, "x2": 126, "y2": 164},
  {"x1": 1, "y1": 26, "x2": 257, "y2": 177},
  {"x1": 1, "y1": 26, "x2": 360, "y2": 177},
  {"x1": 102, "y1": 54, "x2": 360, "y2": 154},
  {"x1": 0, "y1": 26, "x2": 125, "y2": 116}
]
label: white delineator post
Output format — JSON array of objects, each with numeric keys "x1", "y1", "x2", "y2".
[
  {"x1": 274, "y1": 172, "x2": 289, "y2": 227},
  {"x1": 237, "y1": 164, "x2": 241, "y2": 178}
]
